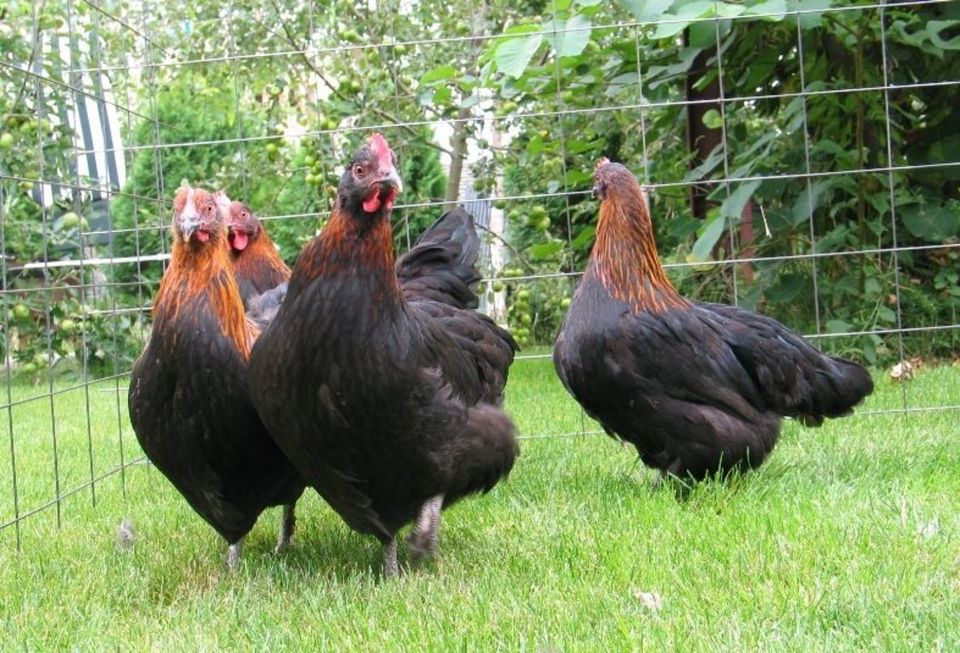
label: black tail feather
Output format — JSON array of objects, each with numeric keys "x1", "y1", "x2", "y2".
[
  {"x1": 397, "y1": 207, "x2": 481, "y2": 309},
  {"x1": 439, "y1": 403, "x2": 518, "y2": 508},
  {"x1": 796, "y1": 356, "x2": 874, "y2": 426}
]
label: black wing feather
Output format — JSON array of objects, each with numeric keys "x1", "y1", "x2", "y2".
[{"x1": 397, "y1": 207, "x2": 481, "y2": 309}]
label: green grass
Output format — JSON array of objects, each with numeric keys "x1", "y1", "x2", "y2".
[{"x1": 1, "y1": 355, "x2": 959, "y2": 650}]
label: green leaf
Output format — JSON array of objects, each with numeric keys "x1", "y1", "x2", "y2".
[
  {"x1": 433, "y1": 85, "x2": 452, "y2": 105},
  {"x1": 420, "y1": 65, "x2": 457, "y2": 84},
  {"x1": 646, "y1": 47, "x2": 701, "y2": 88},
  {"x1": 526, "y1": 134, "x2": 547, "y2": 156},
  {"x1": 928, "y1": 20, "x2": 960, "y2": 50},
  {"x1": 702, "y1": 108, "x2": 723, "y2": 129},
  {"x1": 577, "y1": 0, "x2": 603, "y2": 6},
  {"x1": 622, "y1": 0, "x2": 674, "y2": 22},
  {"x1": 566, "y1": 138, "x2": 598, "y2": 155},
  {"x1": 744, "y1": 0, "x2": 787, "y2": 21},
  {"x1": 690, "y1": 212, "x2": 726, "y2": 262},
  {"x1": 529, "y1": 241, "x2": 563, "y2": 260},
  {"x1": 825, "y1": 319, "x2": 851, "y2": 334},
  {"x1": 417, "y1": 88, "x2": 436, "y2": 107},
  {"x1": 721, "y1": 180, "x2": 761, "y2": 220},
  {"x1": 877, "y1": 305, "x2": 897, "y2": 324},
  {"x1": 798, "y1": 0, "x2": 833, "y2": 29},
  {"x1": 494, "y1": 29, "x2": 544, "y2": 79},
  {"x1": 571, "y1": 225, "x2": 596, "y2": 250},
  {"x1": 901, "y1": 202, "x2": 960, "y2": 241},
  {"x1": 715, "y1": 2, "x2": 746, "y2": 18},
  {"x1": 688, "y1": 20, "x2": 726, "y2": 49},
  {"x1": 652, "y1": 2, "x2": 712, "y2": 39},
  {"x1": 543, "y1": 15, "x2": 593, "y2": 58},
  {"x1": 792, "y1": 179, "x2": 831, "y2": 226},
  {"x1": 684, "y1": 142, "x2": 725, "y2": 182},
  {"x1": 765, "y1": 272, "x2": 806, "y2": 303},
  {"x1": 651, "y1": 2, "x2": 742, "y2": 38},
  {"x1": 564, "y1": 168, "x2": 593, "y2": 186}
]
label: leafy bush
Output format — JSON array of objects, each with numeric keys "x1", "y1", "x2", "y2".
[{"x1": 470, "y1": 0, "x2": 960, "y2": 361}]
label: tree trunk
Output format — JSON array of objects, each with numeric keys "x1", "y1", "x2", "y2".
[
  {"x1": 444, "y1": 107, "x2": 470, "y2": 207},
  {"x1": 740, "y1": 201, "x2": 755, "y2": 284},
  {"x1": 685, "y1": 31, "x2": 722, "y2": 220}
]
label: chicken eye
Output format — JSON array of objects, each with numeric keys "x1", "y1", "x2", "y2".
[
  {"x1": 204, "y1": 203, "x2": 215, "y2": 216},
  {"x1": 354, "y1": 165, "x2": 366, "y2": 177}
]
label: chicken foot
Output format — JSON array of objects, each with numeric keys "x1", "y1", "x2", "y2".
[
  {"x1": 407, "y1": 494, "x2": 444, "y2": 561},
  {"x1": 274, "y1": 503, "x2": 296, "y2": 553}
]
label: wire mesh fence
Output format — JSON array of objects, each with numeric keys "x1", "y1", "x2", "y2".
[{"x1": 2, "y1": 0, "x2": 958, "y2": 548}]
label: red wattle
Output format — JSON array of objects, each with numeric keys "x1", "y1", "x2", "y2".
[
  {"x1": 363, "y1": 193, "x2": 382, "y2": 213},
  {"x1": 231, "y1": 231, "x2": 249, "y2": 251}
]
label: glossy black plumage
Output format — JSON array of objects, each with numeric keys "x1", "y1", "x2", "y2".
[
  {"x1": 554, "y1": 161, "x2": 874, "y2": 479},
  {"x1": 248, "y1": 137, "x2": 517, "y2": 565},
  {"x1": 128, "y1": 187, "x2": 304, "y2": 551},
  {"x1": 396, "y1": 207, "x2": 516, "y2": 406},
  {"x1": 396, "y1": 208, "x2": 481, "y2": 310}
]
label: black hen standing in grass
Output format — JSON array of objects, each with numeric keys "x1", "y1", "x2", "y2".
[
  {"x1": 553, "y1": 159, "x2": 874, "y2": 480},
  {"x1": 248, "y1": 133, "x2": 518, "y2": 577},
  {"x1": 128, "y1": 186, "x2": 305, "y2": 567}
]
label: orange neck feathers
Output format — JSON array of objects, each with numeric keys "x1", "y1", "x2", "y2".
[
  {"x1": 154, "y1": 233, "x2": 253, "y2": 359},
  {"x1": 301, "y1": 208, "x2": 400, "y2": 293},
  {"x1": 592, "y1": 185, "x2": 689, "y2": 312}
]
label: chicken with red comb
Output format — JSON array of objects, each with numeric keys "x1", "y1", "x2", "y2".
[
  {"x1": 249, "y1": 134, "x2": 518, "y2": 578},
  {"x1": 128, "y1": 184, "x2": 304, "y2": 567},
  {"x1": 554, "y1": 159, "x2": 874, "y2": 480},
  {"x1": 213, "y1": 191, "x2": 290, "y2": 307}
]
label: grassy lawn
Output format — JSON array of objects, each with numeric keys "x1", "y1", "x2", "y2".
[{"x1": 1, "y1": 354, "x2": 958, "y2": 650}]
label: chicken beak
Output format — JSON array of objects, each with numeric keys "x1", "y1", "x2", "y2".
[
  {"x1": 380, "y1": 167, "x2": 403, "y2": 194},
  {"x1": 179, "y1": 216, "x2": 199, "y2": 242}
]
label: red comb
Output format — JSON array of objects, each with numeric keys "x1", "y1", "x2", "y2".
[
  {"x1": 172, "y1": 185, "x2": 192, "y2": 213},
  {"x1": 368, "y1": 133, "x2": 394, "y2": 171}
]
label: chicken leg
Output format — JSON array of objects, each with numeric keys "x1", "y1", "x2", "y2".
[
  {"x1": 383, "y1": 535, "x2": 399, "y2": 579},
  {"x1": 407, "y1": 494, "x2": 444, "y2": 561},
  {"x1": 226, "y1": 537, "x2": 244, "y2": 570},
  {"x1": 274, "y1": 503, "x2": 296, "y2": 553}
]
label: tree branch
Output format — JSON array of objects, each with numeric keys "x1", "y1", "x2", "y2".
[
  {"x1": 473, "y1": 221, "x2": 537, "y2": 273},
  {"x1": 3, "y1": 0, "x2": 47, "y2": 127},
  {"x1": 268, "y1": 0, "x2": 453, "y2": 157}
]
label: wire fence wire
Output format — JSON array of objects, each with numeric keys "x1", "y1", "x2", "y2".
[{"x1": 1, "y1": 0, "x2": 958, "y2": 548}]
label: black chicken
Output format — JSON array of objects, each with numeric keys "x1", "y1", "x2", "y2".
[
  {"x1": 554, "y1": 159, "x2": 874, "y2": 480},
  {"x1": 248, "y1": 134, "x2": 519, "y2": 577},
  {"x1": 128, "y1": 185, "x2": 305, "y2": 566}
]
